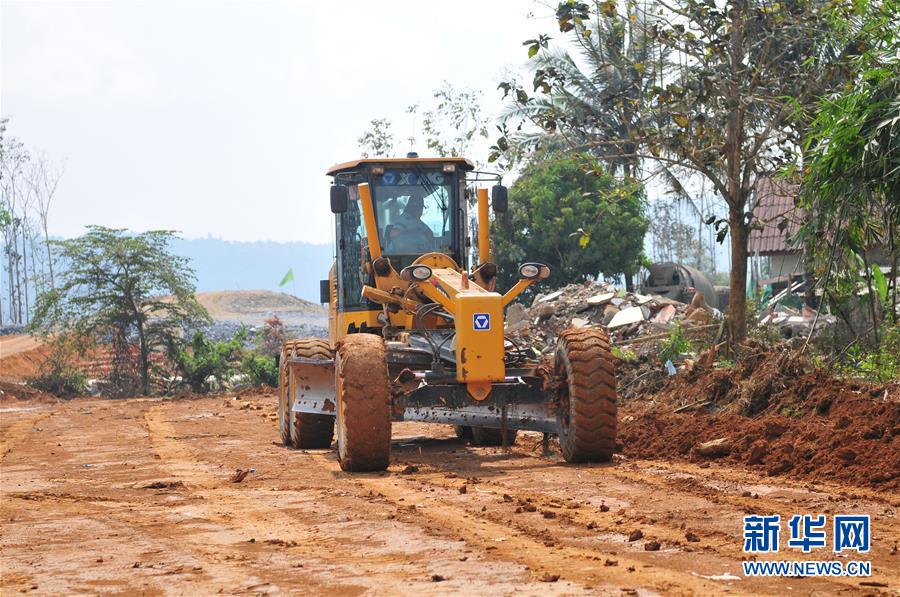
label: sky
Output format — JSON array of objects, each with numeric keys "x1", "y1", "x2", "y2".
[{"x1": 1, "y1": 0, "x2": 547, "y2": 244}]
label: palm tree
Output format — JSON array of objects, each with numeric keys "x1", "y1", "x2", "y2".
[{"x1": 500, "y1": 3, "x2": 667, "y2": 179}]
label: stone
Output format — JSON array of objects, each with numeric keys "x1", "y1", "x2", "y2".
[
  {"x1": 571, "y1": 318, "x2": 590, "y2": 328},
  {"x1": 587, "y1": 292, "x2": 615, "y2": 306},
  {"x1": 537, "y1": 303, "x2": 557, "y2": 320},
  {"x1": 747, "y1": 440, "x2": 768, "y2": 465},
  {"x1": 695, "y1": 437, "x2": 731, "y2": 458},
  {"x1": 608, "y1": 306, "x2": 645, "y2": 329},
  {"x1": 652, "y1": 304, "x2": 677, "y2": 323},
  {"x1": 506, "y1": 303, "x2": 527, "y2": 326},
  {"x1": 601, "y1": 305, "x2": 620, "y2": 326},
  {"x1": 538, "y1": 290, "x2": 564, "y2": 303}
]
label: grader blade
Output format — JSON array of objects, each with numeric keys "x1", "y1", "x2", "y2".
[{"x1": 287, "y1": 356, "x2": 337, "y2": 416}]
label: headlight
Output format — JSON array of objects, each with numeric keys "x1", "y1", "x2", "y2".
[
  {"x1": 400, "y1": 265, "x2": 433, "y2": 282},
  {"x1": 518, "y1": 262, "x2": 551, "y2": 280}
]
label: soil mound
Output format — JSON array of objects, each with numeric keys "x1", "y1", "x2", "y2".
[
  {"x1": 0, "y1": 341, "x2": 51, "y2": 381},
  {"x1": 0, "y1": 380, "x2": 58, "y2": 403},
  {"x1": 620, "y1": 349, "x2": 900, "y2": 489}
]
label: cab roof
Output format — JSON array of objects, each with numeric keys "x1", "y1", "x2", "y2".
[{"x1": 326, "y1": 156, "x2": 475, "y2": 176}]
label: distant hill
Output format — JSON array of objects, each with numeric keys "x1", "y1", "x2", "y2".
[
  {"x1": 194, "y1": 290, "x2": 325, "y2": 326},
  {"x1": 170, "y1": 237, "x2": 333, "y2": 303}
]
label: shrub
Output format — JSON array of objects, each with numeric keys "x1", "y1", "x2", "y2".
[
  {"x1": 167, "y1": 330, "x2": 244, "y2": 393},
  {"x1": 27, "y1": 336, "x2": 87, "y2": 398},
  {"x1": 241, "y1": 351, "x2": 278, "y2": 387},
  {"x1": 659, "y1": 322, "x2": 692, "y2": 363}
]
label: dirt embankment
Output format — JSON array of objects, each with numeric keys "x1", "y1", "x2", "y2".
[
  {"x1": 0, "y1": 336, "x2": 50, "y2": 382},
  {"x1": 618, "y1": 350, "x2": 900, "y2": 490}
]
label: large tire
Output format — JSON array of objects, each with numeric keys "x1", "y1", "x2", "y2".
[
  {"x1": 470, "y1": 427, "x2": 518, "y2": 446},
  {"x1": 279, "y1": 339, "x2": 335, "y2": 449},
  {"x1": 336, "y1": 334, "x2": 392, "y2": 472},
  {"x1": 555, "y1": 328, "x2": 617, "y2": 463}
]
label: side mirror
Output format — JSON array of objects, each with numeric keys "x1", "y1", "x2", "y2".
[
  {"x1": 330, "y1": 185, "x2": 349, "y2": 213},
  {"x1": 319, "y1": 279, "x2": 330, "y2": 304},
  {"x1": 491, "y1": 184, "x2": 508, "y2": 213}
]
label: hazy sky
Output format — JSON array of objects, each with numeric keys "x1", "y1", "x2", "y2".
[{"x1": 1, "y1": 0, "x2": 545, "y2": 244}]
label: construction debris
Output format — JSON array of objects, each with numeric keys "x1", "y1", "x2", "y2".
[{"x1": 505, "y1": 280, "x2": 719, "y2": 356}]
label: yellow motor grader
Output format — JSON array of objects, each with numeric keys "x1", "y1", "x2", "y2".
[{"x1": 277, "y1": 155, "x2": 617, "y2": 471}]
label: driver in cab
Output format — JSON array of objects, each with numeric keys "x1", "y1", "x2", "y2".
[{"x1": 385, "y1": 194, "x2": 433, "y2": 253}]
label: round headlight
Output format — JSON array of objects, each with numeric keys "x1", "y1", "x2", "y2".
[
  {"x1": 519, "y1": 263, "x2": 540, "y2": 279},
  {"x1": 411, "y1": 265, "x2": 433, "y2": 281}
]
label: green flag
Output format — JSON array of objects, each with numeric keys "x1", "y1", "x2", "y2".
[{"x1": 279, "y1": 268, "x2": 294, "y2": 287}]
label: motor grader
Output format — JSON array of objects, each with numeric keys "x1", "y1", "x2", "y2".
[{"x1": 277, "y1": 155, "x2": 617, "y2": 472}]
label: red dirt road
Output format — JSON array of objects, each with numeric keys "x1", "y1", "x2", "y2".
[{"x1": 2, "y1": 394, "x2": 898, "y2": 595}]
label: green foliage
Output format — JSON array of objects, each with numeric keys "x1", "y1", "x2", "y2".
[
  {"x1": 167, "y1": 330, "x2": 244, "y2": 393},
  {"x1": 611, "y1": 346, "x2": 637, "y2": 363},
  {"x1": 357, "y1": 118, "x2": 394, "y2": 158},
  {"x1": 412, "y1": 82, "x2": 490, "y2": 159},
  {"x1": 493, "y1": 1, "x2": 663, "y2": 177},
  {"x1": 839, "y1": 324, "x2": 900, "y2": 382},
  {"x1": 240, "y1": 351, "x2": 278, "y2": 387},
  {"x1": 29, "y1": 226, "x2": 209, "y2": 395},
  {"x1": 358, "y1": 83, "x2": 490, "y2": 164},
  {"x1": 493, "y1": 154, "x2": 647, "y2": 290},
  {"x1": 495, "y1": 0, "x2": 866, "y2": 341},
  {"x1": 659, "y1": 322, "x2": 691, "y2": 363},
  {"x1": 27, "y1": 336, "x2": 87, "y2": 398}
]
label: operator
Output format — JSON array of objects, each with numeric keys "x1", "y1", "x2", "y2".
[{"x1": 386, "y1": 193, "x2": 434, "y2": 253}]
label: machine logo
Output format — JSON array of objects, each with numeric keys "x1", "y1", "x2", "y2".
[{"x1": 473, "y1": 313, "x2": 490, "y2": 331}]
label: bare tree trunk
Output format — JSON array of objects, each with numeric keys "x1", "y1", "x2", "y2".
[{"x1": 21, "y1": 224, "x2": 29, "y2": 323}]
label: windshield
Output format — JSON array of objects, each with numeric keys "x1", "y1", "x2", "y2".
[{"x1": 372, "y1": 169, "x2": 454, "y2": 255}]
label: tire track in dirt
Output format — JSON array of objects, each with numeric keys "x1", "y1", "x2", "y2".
[
  {"x1": 304, "y1": 452, "x2": 728, "y2": 595},
  {"x1": 392, "y1": 460, "x2": 898, "y2": 594},
  {"x1": 1, "y1": 412, "x2": 49, "y2": 460},
  {"x1": 144, "y1": 402, "x2": 574, "y2": 595}
]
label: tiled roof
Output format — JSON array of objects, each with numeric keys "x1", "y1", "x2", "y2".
[{"x1": 748, "y1": 177, "x2": 802, "y2": 256}]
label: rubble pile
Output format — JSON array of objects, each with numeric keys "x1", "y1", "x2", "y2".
[
  {"x1": 505, "y1": 280, "x2": 720, "y2": 356},
  {"x1": 756, "y1": 280, "x2": 837, "y2": 339}
]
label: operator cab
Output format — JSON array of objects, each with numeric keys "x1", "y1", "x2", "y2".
[{"x1": 327, "y1": 157, "x2": 474, "y2": 311}]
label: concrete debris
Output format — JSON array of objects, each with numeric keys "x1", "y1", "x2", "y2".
[
  {"x1": 609, "y1": 307, "x2": 645, "y2": 329},
  {"x1": 506, "y1": 279, "x2": 719, "y2": 356}
]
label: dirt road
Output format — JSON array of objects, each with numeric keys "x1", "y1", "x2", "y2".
[{"x1": 2, "y1": 394, "x2": 897, "y2": 595}]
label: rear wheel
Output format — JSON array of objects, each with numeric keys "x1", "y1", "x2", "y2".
[
  {"x1": 470, "y1": 427, "x2": 518, "y2": 446},
  {"x1": 336, "y1": 334, "x2": 392, "y2": 472},
  {"x1": 555, "y1": 328, "x2": 617, "y2": 463},
  {"x1": 279, "y1": 339, "x2": 335, "y2": 449}
]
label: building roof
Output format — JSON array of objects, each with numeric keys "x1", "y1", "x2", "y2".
[
  {"x1": 748, "y1": 177, "x2": 803, "y2": 256},
  {"x1": 326, "y1": 157, "x2": 475, "y2": 175}
]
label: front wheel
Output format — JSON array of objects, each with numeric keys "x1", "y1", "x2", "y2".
[
  {"x1": 555, "y1": 328, "x2": 617, "y2": 463},
  {"x1": 336, "y1": 334, "x2": 392, "y2": 472}
]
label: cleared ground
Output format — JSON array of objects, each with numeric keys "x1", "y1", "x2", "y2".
[{"x1": 1, "y1": 394, "x2": 897, "y2": 595}]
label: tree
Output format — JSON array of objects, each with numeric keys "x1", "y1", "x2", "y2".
[
  {"x1": 29, "y1": 226, "x2": 209, "y2": 396},
  {"x1": 357, "y1": 118, "x2": 395, "y2": 158},
  {"x1": 412, "y1": 82, "x2": 490, "y2": 158},
  {"x1": 495, "y1": 0, "x2": 858, "y2": 342},
  {"x1": 493, "y1": 154, "x2": 647, "y2": 291},
  {"x1": 358, "y1": 82, "x2": 490, "y2": 162},
  {"x1": 796, "y1": 6, "x2": 899, "y2": 342},
  {"x1": 26, "y1": 153, "x2": 63, "y2": 290},
  {"x1": 495, "y1": 1, "x2": 666, "y2": 178}
]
